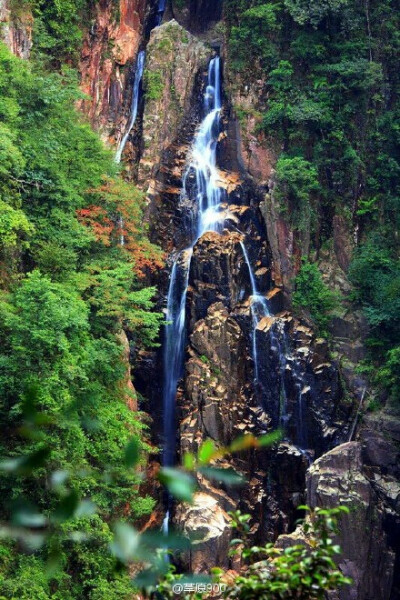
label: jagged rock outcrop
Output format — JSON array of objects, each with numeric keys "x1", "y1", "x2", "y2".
[
  {"x1": 259, "y1": 192, "x2": 299, "y2": 293},
  {"x1": 135, "y1": 19, "x2": 211, "y2": 249},
  {"x1": 276, "y1": 434, "x2": 400, "y2": 600},
  {"x1": 138, "y1": 20, "x2": 210, "y2": 236},
  {"x1": 140, "y1": 18, "x2": 211, "y2": 172},
  {"x1": 187, "y1": 232, "x2": 244, "y2": 327},
  {"x1": 0, "y1": 0, "x2": 32, "y2": 59},
  {"x1": 183, "y1": 301, "x2": 248, "y2": 448},
  {"x1": 228, "y1": 80, "x2": 277, "y2": 186}
]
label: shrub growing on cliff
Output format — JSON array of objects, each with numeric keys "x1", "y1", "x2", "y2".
[
  {"x1": 349, "y1": 235, "x2": 400, "y2": 401},
  {"x1": 225, "y1": 506, "x2": 351, "y2": 600},
  {"x1": 293, "y1": 259, "x2": 340, "y2": 336},
  {"x1": 274, "y1": 156, "x2": 320, "y2": 232}
]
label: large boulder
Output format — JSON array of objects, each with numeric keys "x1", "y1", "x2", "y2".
[
  {"x1": 175, "y1": 492, "x2": 232, "y2": 572},
  {"x1": 305, "y1": 442, "x2": 397, "y2": 600}
]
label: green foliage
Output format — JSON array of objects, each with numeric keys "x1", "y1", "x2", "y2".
[
  {"x1": 30, "y1": 0, "x2": 91, "y2": 67},
  {"x1": 284, "y1": 0, "x2": 350, "y2": 27},
  {"x1": 144, "y1": 70, "x2": 164, "y2": 102},
  {"x1": 226, "y1": 0, "x2": 400, "y2": 399},
  {"x1": 293, "y1": 259, "x2": 340, "y2": 336},
  {"x1": 227, "y1": 2, "x2": 281, "y2": 72},
  {"x1": 0, "y1": 42, "x2": 162, "y2": 597},
  {"x1": 274, "y1": 156, "x2": 319, "y2": 231},
  {"x1": 225, "y1": 506, "x2": 351, "y2": 599},
  {"x1": 349, "y1": 235, "x2": 400, "y2": 400}
]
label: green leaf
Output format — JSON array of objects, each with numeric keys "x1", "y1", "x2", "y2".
[
  {"x1": 50, "y1": 470, "x2": 69, "y2": 487},
  {"x1": 12, "y1": 504, "x2": 47, "y2": 528},
  {"x1": 141, "y1": 530, "x2": 191, "y2": 551},
  {"x1": 75, "y1": 500, "x2": 97, "y2": 518},
  {"x1": 183, "y1": 452, "x2": 196, "y2": 470},
  {"x1": 0, "y1": 447, "x2": 51, "y2": 475},
  {"x1": 110, "y1": 522, "x2": 140, "y2": 563},
  {"x1": 124, "y1": 436, "x2": 140, "y2": 468},
  {"x1": 199, "y1": 467, "x2": 244, "y2": 486},
  {"x1": 198, "y1": 439, "x2": 217, "y2": 464},
  {"x1": 258, "y1": 430, "x2": 282, "y2": 447},
  {"x1": 229, "y1": 434, "x2": 257, "y2": 452},
  {"x1": 158, "y1": 467, "x2": 196, "y2": 502}
]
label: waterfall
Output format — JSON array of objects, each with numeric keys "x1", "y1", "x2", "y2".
[
  {"x1": 182, "y1": 56, "x2": 224, "y2": 238},
  {"x1": 240, "y1": 242, "x2": 270, "y2": 380},
  {"x1": 240, "y1": 241, "x2": 310, "y2": 449},
  {"x1": 115, "y1": 0, "x2": 167, "y2": 164},
  {"x1": 115, "y1": 50, "x2": 146, "y2": 164},
  {"x1": 162, "y1": 55, "x2": 223, "y2": 472},
  {"x1": 240, "y1": 241, "x2": 291, "y2": 428},
  {"x1": 156, "y1": 0, "x2": 167, "y2": 26},
  {"x1": 163, "y1": 249, "x2": 193, "y2": 467}
]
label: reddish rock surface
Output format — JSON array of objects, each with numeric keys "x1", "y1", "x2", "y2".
[
  {"x1": 78, "y1": 0, "x2": 147, "y2": 136},
  {"x1": 0, "y1": 0, "x2": 32, "y2": 59}
]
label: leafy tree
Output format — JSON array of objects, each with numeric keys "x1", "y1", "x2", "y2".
[
  {"x1": 274, "y1": 156, "x2": 319, "y2": 231},
  {"x1": 226, "y1": 0, "x2": 400, "y2": 399},
  {"x1": 0, "y1": 40, "x2": 163, "y2": 597},
  {"x1": 293, "y1": 259, "x2": 340, "y2": 336},
  {"x1": 349, "y1": 235, "x2": 400, "y2": 401},
  {"x1": 284, "y1": 0, "x2": 350, "y2": 27}
]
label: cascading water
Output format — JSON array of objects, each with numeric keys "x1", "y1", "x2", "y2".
[
  {"x1": 182, "y1": 56, "x2": 224, "y2": 238},
  {"x1": 163, "y1": 249, "x2": 193, "y2": 468},
  {"x1": 240, "y1": 241, "x2": 291, "y2": 429},
  {"x1": 162, "y1": 56, "x2": 224, "y2": 525},
  {"x1": 240, "y1": 241, "x2": 310, "y2": 449},
  {"x1": 115, "y1": 50, "x2": 146, "y2": 164},
  {"x1": 240, "y1": 242, "x2": 270, "y2": 380},
  {"x1": 115, "y1": 1, "x2": 167, "y2": 242},
  {"x1": 156, "y1": 0, "x2": 167, "y2": 26}
]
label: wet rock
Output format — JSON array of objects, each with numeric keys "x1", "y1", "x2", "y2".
[
  {"x1": 183, "y1": 301, "x2": 247, "y2": 446},
  {"x1": 266, "y1": 287, "x2": 284, "y2": 313},
  {"x1": 188, "y1": 232, "x2": 245, "y2": 327},
  {"x1": 261, "y1": 443, "x2": 309, "y2": 540}
]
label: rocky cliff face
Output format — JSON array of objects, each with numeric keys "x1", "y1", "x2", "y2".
[
  {"x1": 138, "y1": 19, "x2": 210, "y2": 211},
  {"x1": 279, "y1": 432, "x2": 400, "y2": 600},
  {"x1": 78, "y1": 0, "x2": 150, "y2": 140},
  {"x1": 0, "y1": 0, "x2": 32, "y2": 59},
  {"x1": 221, "y1": 23, "x2": 400, "y2": 599},
  {"x1": 128, "y1": 11, "x2": 361, "y2": 577}
]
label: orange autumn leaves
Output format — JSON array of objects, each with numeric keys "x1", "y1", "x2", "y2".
[{"x1": 77, "y1": 177, "x2": 164, "y2": 277}]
